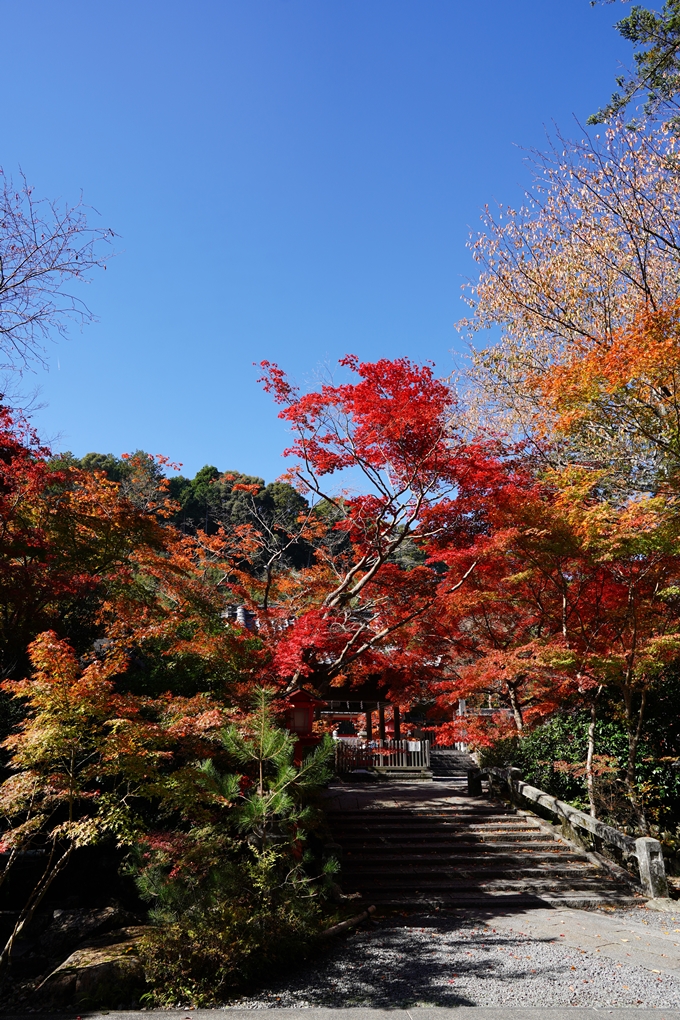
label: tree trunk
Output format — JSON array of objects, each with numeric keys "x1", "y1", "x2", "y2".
[
  {"x1": 586, "y1": 700, "x2": 598, "y2": 818},
  {"x1": 623, "y1": 686, "x2": 648, "y2": 833},
  {"x1": 0, "y1": 840, "x2": 73, "y2": 977},
  {"x1": 0, "y1": 843, "x2": 22, "y2": 893},
  {"x1": 506, "y1": 683, "x2": 524, "y2": 732}
]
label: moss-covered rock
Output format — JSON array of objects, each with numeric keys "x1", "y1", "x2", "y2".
[{"x1": 36, "y1": 926, "x2": 149, "y2": 1007}]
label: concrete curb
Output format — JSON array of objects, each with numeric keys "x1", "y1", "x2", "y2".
[{"x1": 5, "y1": 1009, "x2": 680, "y2": 1019}]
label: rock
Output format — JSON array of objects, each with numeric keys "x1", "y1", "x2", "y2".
[
  {"x1": 39, "y1": 905, "x2": 138, "y2": 956},
  {"x1": 36, "y1": 925, "x2": 149, "y2": 1007}
]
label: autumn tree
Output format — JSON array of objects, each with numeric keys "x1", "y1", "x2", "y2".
[
  {"x1": 0, "y1": 410, "x2": 169, "y2": 689},
  {"x1": 0, "y1": 628, "x2": 268, "y2": 990},
  {"x1": 54, "y1": 448, "x2": 178, "y2": 514},
  {"x1": 250, "y1": 355, "x2": 506, "y2": 702},
  {"x1": 167, "y1": 467, "x2": 313, "y2": 585},
  {"x1": 0, "y1": 407, "x2": 265, "y2": 726},
  {"x1": 100, "y1": 519, "x2": 264, "y2": 703},
  {"x1": 462, "y1": 119, "x2": 680, "y2": 490},
  {"x1": 458, "y1": 100, "x2": 680, "y2": 833},
  {"x1": 0, "y1": 632, "x2": 146, "y2": 973},
  {"x1": 433, "y1": 467, "x2": 680, "y2": 830},
  {"x1": 45, "y1": 364, "x2": 504, "y2": 711}
]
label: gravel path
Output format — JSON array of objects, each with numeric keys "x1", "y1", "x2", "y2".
[{"x1": 230, "y1": 908, "x2": 680, "y2": 1010}]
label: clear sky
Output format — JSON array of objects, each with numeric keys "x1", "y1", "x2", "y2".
[{"x1": 1, "y1": 0, "x2": 631, "y2": 482}]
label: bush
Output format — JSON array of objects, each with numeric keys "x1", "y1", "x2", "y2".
[
  {"x1": 478, "y1": 711, "x2": 680, "y2": 845},
  {"x1": 138, "y1": 872, "x2": 324, "y2": 1005},
  {"x1": 133, "y1": 689, "x2": 337, "y2": 1004},
  {"x1": 478, "y1": 714, "x2": 591, "y2": 806}
]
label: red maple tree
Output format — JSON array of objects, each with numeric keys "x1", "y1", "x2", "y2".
[
  {"x1": 431, "y1": 466, "x2": 680, "y2": 827},
  {"x1": 250, "y1": 355, "x2": 510, "y2": 703}
]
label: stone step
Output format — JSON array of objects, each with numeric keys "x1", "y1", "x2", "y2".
[
  {"x1": 429, "y1": 752, "x2": 475, "y2": 770},
  {"x1": 371, "y1": 767, "x2": 433, "y2": 780},
  {"x1": 362, "y1": 891, "x2": 637, "y2": 907},
  {"x1": 340, "y1": 848, "x2": 586, "y2": 861},
  {"x1": 335, "y1": 831, "x2": 556, "y2": 842},
  {"x1": 430, "y1": 773, "x2": 471, "y2": 779},
  {"x1": 346, "y1": 864, "x2": 607, "y2": 881},
  {"x1": 332, "y1": 824, "x2": 546, "y2": 832},
  {"x1": 428, "y1": 774, "x2": 472, "y2": 779},
  {"x1": 326, "y1": 807, "x2": 525, "y2": 816},
  {"x1": 332, "y1": 816, "x2": 534, "y2": 825},
  {"x1": 328, "y1": 790, "x2": 632, "y2": 908},
  {"x1": 335, "y1": 833, "x2": 560, "y2": 844},
  {"x1": 331, "y1": 831, "x2": 545, "y2": 841},
  {"x1": 329, "y1": 815, "x2": 538, "y2": 824},
  {"x1": 342, "y1": 860, "x2": 603, "y2": 877},
  {"x1": 327, "y1": 808, "x2": 518, "y2": 817},
  {"x1": 327, "y1": 816, "x2": 522, "y2": 826},
  {"x1": 340, "y1": 873, "x2": 628, "y2": 889},
  {"x1": 328, "y1": 816, "x2": 538, "y2": 824}
]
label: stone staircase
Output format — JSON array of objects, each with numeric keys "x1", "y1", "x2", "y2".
[
  {"x1": 325, "y1": 778, "x2": 639, "y2": 909},
  {"x1": 429, "y1": 748, "x2": 473, "y2": 785}
]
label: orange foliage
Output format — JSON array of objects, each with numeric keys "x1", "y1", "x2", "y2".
[
  {"x1": 535, "y1": 301, "x2": 680, "y2": 438},
  {"x1": 429, "y1": 467, "x2": 680, "y2": 746}
]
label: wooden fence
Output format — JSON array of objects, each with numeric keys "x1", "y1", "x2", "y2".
[{"x1": 335, "y1": 738, "x2": 430, "y2": 773}]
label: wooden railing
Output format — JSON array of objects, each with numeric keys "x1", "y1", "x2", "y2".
[
  {"x1": 470, "y1": 765, "x2": 671, "y2": 903},
  {"x1": 335, "y1": 738, "x2": 430, "y2": 773}
]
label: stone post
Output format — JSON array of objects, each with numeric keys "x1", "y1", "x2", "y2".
[
  {"x1": 378, "y1": 705, "x2": 386, "y2": 742},
  {"x1": 508, "y1": 767, "x2": 523, "y2": 805},
  {"x1": 467, "y1": 769, "x2": 482, "y2": 796},
  {"x1": 635, "y1": 837, "x2": 669, "y2": 899}
]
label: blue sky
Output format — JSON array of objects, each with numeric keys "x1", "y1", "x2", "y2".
[{"x1": 1, "y1": 1, "x2": 631, "y2": 481}]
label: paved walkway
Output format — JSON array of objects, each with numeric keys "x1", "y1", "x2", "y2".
[
  {"x1": 484, "y1": 904, "x2": 680, "y2": 979},
  {"x1": 320, "y1": 781, "x2": 470, "y2": 812}
]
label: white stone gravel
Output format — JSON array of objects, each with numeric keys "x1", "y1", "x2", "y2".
[{"x1": 229, "y1": 911, "x2": 680, "y2": 1009}]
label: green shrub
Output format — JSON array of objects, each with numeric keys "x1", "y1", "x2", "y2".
[
  {"x1": 133, "y1": 688, "x2": 337, "y2": 1004},
  {"x1": 138, "y1": 864, "x2": 325, "y2": 1005},
  {"x1": 479, "y1": 711, "x2": 680, "y2": 844}
]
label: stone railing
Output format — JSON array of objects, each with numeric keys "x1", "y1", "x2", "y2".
[{"x1": 469, "y1": 766, "x2": 670, "y2": 903}]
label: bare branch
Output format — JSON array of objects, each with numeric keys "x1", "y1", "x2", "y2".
[{"x1": 0, "y1": 169, "x2": 115, "y2": 373}]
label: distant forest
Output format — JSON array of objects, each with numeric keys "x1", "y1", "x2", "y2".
[
  {"x1": 53, "y1": 450, "x2": 425, "y2": 576},
  {"x1": 53, "y1": 450, "x2": 315, "y2": 569}
]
